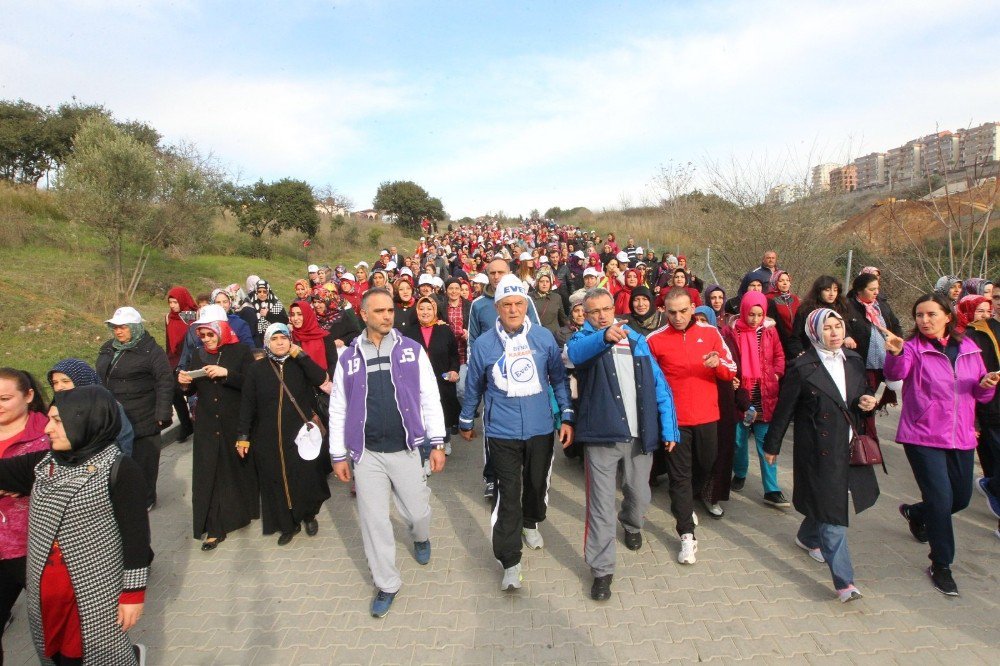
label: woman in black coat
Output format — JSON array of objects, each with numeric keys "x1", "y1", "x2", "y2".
[
  {"x1": 406, "y1": 297, "x2": 460, "y2": 447},
  {"x1": 96, "y1": 307, "x2": 174, "y2": 510},
  {"x1": 178, "y1": 320, "x2": 258, "y2": 550},
  {"x1": 763, "y1": 308, "x2": 879, "y2": 602},
  {"x1": 237, "y1": 324, "x2": 331, "y2": 546}
]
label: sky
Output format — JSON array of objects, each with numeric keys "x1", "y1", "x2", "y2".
[{"x1": 3, "y1": 0, "x2": 999, "y2": 218}]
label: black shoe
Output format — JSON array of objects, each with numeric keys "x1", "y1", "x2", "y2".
[
  {"x1": 591, "y1": 574, "x2": 613, "y2": 601},
  {"x1": 927, "y1": 564, "x2": 959, "y2": 596},
  {"x1": 484, "y1": 480, "x2": 496, "y2": 500},
  {"x1": 305, "y1": 519, "x2": 319, "y2": 536},
  {"x1": 277, "y1": 524, "x2": 301, "y2": 546},
  {"x1": 731, "y1": 476, "x2": 746, "y2": 492},
  {"x1": 763, "y1": 491, "x2": 790, "y2": 508},
  {"x1": 623, "y1": 530, "x2": 642, "y2": 551},
  {"x1": 201, "y1": 536, "x2": 225, "y2": 551},
  {"x1": 899, "y1": 504, "x2": 928, "y2": 543},
  {"x1": 176, "y1": 427, "x2": 194, "y2": 444}
]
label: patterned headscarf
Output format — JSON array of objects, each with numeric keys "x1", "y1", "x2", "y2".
[
  {"x1": 264, "y1": 323, "x2": 292, "y2": 363},
  {"x1": 805, "y1": 308, "x2": 845, "y2": 352}
]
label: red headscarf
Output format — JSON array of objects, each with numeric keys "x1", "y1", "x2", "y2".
[
  {"x1": 166, "y1": 287, "x2": 198, "y2": 358},
  {"x1": 289, "y1": 303, "x2": 330, "y2": 371},
  {"x1": 956, "y1": 295, "x2": 989, "y2": 334},
  {"x1": 195, "y1": 320, "x2": 240, "y2": 352},
  {"x1": 734, "y1": 291, "x2": 769, "y2": 381}
]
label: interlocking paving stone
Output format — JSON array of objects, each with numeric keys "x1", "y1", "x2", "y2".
[{"x1": 5, "y1": 408, "x2": 999, "y2": 664}]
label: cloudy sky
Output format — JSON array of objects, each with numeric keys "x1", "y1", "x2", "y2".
[{"x1": 3, "y1": 0, "x2": 998, "y2": 217}]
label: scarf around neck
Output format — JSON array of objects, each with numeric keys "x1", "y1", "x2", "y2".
[{"x1": 492, "y1": 318, "x2": 542, "y2": 397}]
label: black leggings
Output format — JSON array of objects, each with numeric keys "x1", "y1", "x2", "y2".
[{"x1": 0, "y1": 556, "x2": 26, "y2": 666}]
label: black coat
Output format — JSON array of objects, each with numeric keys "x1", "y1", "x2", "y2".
[
  {"x1": 96, "y1": 334, "x2": 174, "y2": 438},
  {"x1": 184, "y1": 343, "x2": 259, "y2": 538},
  {"x1": 405, "y1": 323, "x2": 461, "y2": 428},
  {"x1": 968, "y1": 319, "x2": 1000, "y2": 424},
  {"x1": 238, "y1": 353, "x2": 331, "y2": 535},
  {"x1": 324, "y1": 309, "x2": 362, "y2": 347},
  {"x1": 845, "y1": 298, "x2": 902, "y2": 366},
  {"x1": 763, "y1": 348, "x2": 879, "y2": 526}
]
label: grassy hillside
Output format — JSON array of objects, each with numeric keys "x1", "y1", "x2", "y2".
[{"x1": 0, "y1": 183, "x2": 419, "y2": 391}]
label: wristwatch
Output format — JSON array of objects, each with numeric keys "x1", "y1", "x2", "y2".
[{"x1": 434, "y1": 444, "x2": 446, "y2": 451}]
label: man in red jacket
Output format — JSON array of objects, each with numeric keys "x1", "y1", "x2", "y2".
[{"x1": 646, "y1": 288, "x2": 737, "y2": 564}]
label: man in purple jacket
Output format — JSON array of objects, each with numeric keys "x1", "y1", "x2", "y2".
[{"x1": 328, "y1": 288, "x2": 447, "y2": 618}]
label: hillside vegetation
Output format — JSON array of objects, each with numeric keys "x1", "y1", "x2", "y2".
[{"x1": 0, "y1": 183, "x2": 418, "y2": 387}]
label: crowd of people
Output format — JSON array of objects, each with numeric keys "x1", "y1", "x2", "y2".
[{"x1": 2, "y1": 218, "x2": 1000, "y2": 660}]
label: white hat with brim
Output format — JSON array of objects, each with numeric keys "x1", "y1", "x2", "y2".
[
  {"x1": 583, "y1": 267, "x2": 602, "y2": 278},
  {"x1": 355, "y1": 261, "x2": 369, "y2": 270},
  {"x1": 432, "y1": 276, "x2": 444, "y2": 288},
  {"x1": 400, "y1": 268, "x2": 414, "y2": 278},
  {"x1": 472, "y1": 273, "x2": 489, "y2": 285},
  {"x1": 616, "y1": 251, "x2": 629, "y2": 263},
  {"x1": 418, "y1": 274, "x2": 435, "y2": 286},
  {"x1": 341, "y1": 273, "x2": 356, "y2": 282},
  {"x1": 193, "y1": 304, "x2": 228, "y2": 325},
  {"x1": 573, "y1": 251, "x2": 585, "y2": 259},
  {"x1": 106, "y1": 306, "x2": 143, "y2": 326},
  {"x1": 495, "y1": 274, "x2": 529, "y2": 303},
  {"x1": 518, "y1": 252, "x2": 533, "y2": 261},
  {"x1": 385, "y1": 261, "x2": 397, "y2": 271},
  {"x1": 307, "y1": 264, "x2": 319, "y2": 273}
]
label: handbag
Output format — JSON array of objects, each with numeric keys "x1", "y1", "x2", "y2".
[
  {"x1": 839, "y1": 406, "x2": 885, "y2": 470},
  {"x1": 269, "y1": 361, "x2": 327, "y2": 461}
]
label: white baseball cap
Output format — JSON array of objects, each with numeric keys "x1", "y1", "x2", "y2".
[
  {"x1": 418, "y1": 274, "x2": 435, "y2": 286},
  {"x1": 106, "y1": 306, "x2": 143, "y2": 325},
  {"x1": 472, "y1": 273, "x2": 489, "y2": 285},
  {"x1": 635, "y1": 247, "x2": 643, "y2": 254},
  {"x1": 307, "y1": 264, "x2": 319, "y2": 273},
  {"x1": 573, "y1": 250, "x2": 585, "y2": 259},
  {"x1": 380, "y1": 250, "x2": 389, "y2": 256},
  {"x1": 616, "y1": 251, "x2": 629, "y2": 263},
  {"x1": 193, "y1": 304, "x2": 228, "y2": 325},
  {"x1": 583, "y1": 267, "x2": 602, "y2": 279},
  {"x1": 538, "y1": 255, "x2": 549, "y2": 264},
  {"x1": 518, "y1": 251, "x2": 533, "y2": 261},
  {"x1": 385, "y1": 261, "x2": 397, "y2": 271},
  {"x1": 354, "y1": 261, "x2": 369, "y2": 270},
  {"x1": 341, "y1": 273, "x2": 356, "y2": 282},
  {"x1": 495, "y1": 274, "x2": 529, "y2": 303},
  {"x1": 432, "y1": 276, "x2": 444, "y2": 288},
  {"x1": 400, "y1": 267, "x2": 414, "y2": 278}
]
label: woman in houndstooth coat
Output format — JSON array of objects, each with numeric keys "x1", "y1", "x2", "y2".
[{"x1": 0, "y1": 385, "x2": 152, "y2": 665}]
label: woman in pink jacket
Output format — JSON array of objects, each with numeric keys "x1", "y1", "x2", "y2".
[
  {"x1": 0, "y1": 368, "x2": 50, "y2": 662},
  {"x1": 885, "y1": 293, "x2": 999, "y2": 597},
  {"x1": 730, "y1": 292, "x2": 788, "y2": 508}
]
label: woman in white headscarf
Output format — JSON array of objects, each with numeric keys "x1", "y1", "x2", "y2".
[{"x1": 763, "y1": 309, "x2": 879, "y2": 603}]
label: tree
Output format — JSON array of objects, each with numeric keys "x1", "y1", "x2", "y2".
[
  {"x1": 0, "y1": 100, "x2": 50, "y2": 183},
  {"x1": 58, "y1": 116, "x2": 159, "y2": 302},
  {"x1": 544, "y1": 206, "x2": 563, "y2": 219},
  {"x1": 314, "y1": 184, "x2": 353, "y2": 231},
  {"x1": 372, "y1": 180, "x2": 445, "y2": 229},
  {"x1": 222, "y1": 178, "x2": 319, "y2": 238}
]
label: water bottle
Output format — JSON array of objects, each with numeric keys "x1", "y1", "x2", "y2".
[{"x1": 742, "y1": 406, "x2": 757, "y2": 427}]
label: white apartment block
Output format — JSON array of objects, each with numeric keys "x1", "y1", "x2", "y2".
[
  {"x1": 854, "y1": 152, "x2": 887, "y2": 189},
  {"x1": 811, "y1": 163, "x2": 840, "y2": 192},
  {"x1": 960, "y1": 122, "x2": 1000, "y2": 168}
]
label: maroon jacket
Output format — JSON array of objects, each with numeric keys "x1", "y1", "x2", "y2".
[{"x1": 0, "y1": 411, "x2": 50, "y2": 560}]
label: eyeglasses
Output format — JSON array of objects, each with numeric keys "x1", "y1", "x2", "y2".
[{"x1": 585, "y1": 306, "x2": 615, "y2": 316}]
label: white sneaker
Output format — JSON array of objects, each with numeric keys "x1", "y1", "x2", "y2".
[
  {"x1": 795, "y1": 537, "x2": 825, "y2": 563},
  {"x1": 692, "y1": 511, "x2": 699, "y2": 527},
  {"x1": 501, "y1": 563, "x2": 523, "y2": 590},
  {"x1": 704, "y1": 501, "x2": 724, "y2": 518},
  {"x1": 522, "y1": 527, "x2": 544, "y2": 550},
  {"x1": 678, "y1": 533, "x2": 697, "y2": 564}
]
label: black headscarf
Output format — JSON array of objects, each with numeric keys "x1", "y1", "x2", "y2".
[
  {"x1": 51, "y1": 385, "x2": 121, "y2": 467},
  {"x1": 629, "y1": 286, "x2": 659, "y2": 327}
]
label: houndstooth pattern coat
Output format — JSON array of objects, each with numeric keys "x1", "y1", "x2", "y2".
[{"x1": 27, "y1": 446, "x2": 146, "y2": 665}]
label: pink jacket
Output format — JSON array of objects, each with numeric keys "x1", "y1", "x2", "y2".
[
  {"x1": 0, "y1": 411, "x2": 50, "y2": 560},
  {"x1": 884, "y1": 336, "x2": 995, "y2": 450}
]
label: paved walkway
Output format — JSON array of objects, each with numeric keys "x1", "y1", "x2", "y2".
[{"x1": 5, "y1": 410, "x2": 998, "y2": 665}]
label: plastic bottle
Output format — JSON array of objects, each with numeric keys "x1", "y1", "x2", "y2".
[{"x1": 742, "y1": 406, "x2": 757, "y2": 427}]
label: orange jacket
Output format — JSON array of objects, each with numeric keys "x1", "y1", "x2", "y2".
[{"x1": 646, "y1": 321, "x2": 737, "y2": 426}]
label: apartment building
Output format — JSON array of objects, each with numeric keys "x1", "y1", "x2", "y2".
[
  {"x1": 811, "y1": 163, "x2": 840, "y2": 192},
  {"x1": 829, "y1": 164, "x2": 858, "y2": 192},
  {"x1": 854, "y1": 152, "x2": 887, "y2": 189},
  {"x1": 960, "y1": 122, "x2": 1000, "y2": 168},
  {"x1": 886, "y1": 140, "x2": 923, "y2": 188},
  {"x1": 921, "y1": 131, "x2": 961, "y2": 175}
]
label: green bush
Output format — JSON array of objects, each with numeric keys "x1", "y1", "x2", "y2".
[
  {"x1": 367, "y1": 227, "x2": 383, "y2": 247},
  {"x1": 232, "y1": 235, "x2": 273, "y2": 260}
]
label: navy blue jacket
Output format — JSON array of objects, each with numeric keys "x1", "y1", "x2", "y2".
[{"x1": 567, "y1": 321, "x2": 679, "y2": 452}]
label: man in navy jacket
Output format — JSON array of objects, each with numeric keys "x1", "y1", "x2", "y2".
[{"x1": 566, "y1": 288, "x2": 679, "y2": 601}]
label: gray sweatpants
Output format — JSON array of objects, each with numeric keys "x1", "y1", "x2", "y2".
[
  {"x1": 354, "y1": 448, "x2": 432, "y2": 593},
  {"x1": 585, "y1": 441, "x2": 653, "y2": 577}
]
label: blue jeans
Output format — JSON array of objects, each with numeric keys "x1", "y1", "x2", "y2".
[
  {"x1": 734, "y1": 421, "x2": 780, "y2": 493},
  {"x1": 797, "y1": 517, "x2": 854, "y2": 590},
  {"x1": 903, "y1": 444, "x2": 975, "y2": 567}
]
